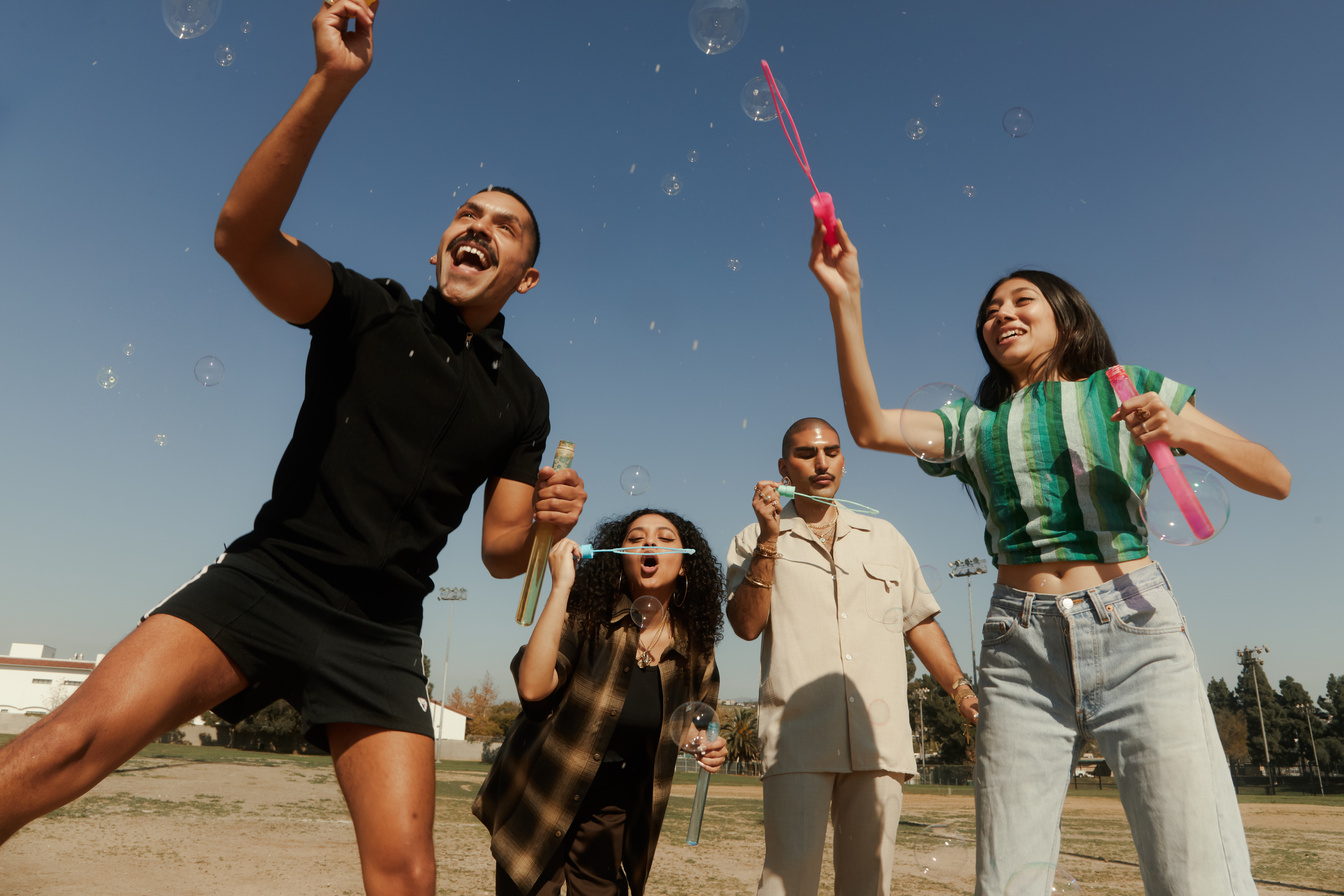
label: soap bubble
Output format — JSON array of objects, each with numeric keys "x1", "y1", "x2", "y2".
[
  {"x1": 727, "y1": 258, "x2": 741, "y2": 271},
  {"x1": 240, "y1": 20, "x2": 252, "y2": 34},
  {"x1": 916, "y1": 565, "x2": 942, "y2": 594},
  {"x1": 630, "y1": 595, "x2": 664, "y2": 632},
  {"x1": 876, "y1": 606, "x2": 913, "y2": 633},
  {"x1": 687, "y1": 149, "x2": 699, "y2": 163},
  {"x1": 905, "y1": 117, "x2": 927, "y2": 140},
  {"x1": 661, "y1": 173, "x2": 683, "y2": 196},
  {"x1": 1141, "y1": 461, "x2": 1230, "y2": 545},
  {"x1": 741, "y1": 75, "x2": 784, "y2": 122},
  {"x1": 931, "y1": 93, "x2": 944, "y2": 108},
  {"x1": 194, "y1": 355, "x2": 225, "y2": 386},
  {"x1": 123, "y1": 343, "x2": 135, "y2": 356},
  {"x1": 162, "y1": 0, "x2": 222, "y2": 39},
  {"x1": 669, "y1": 701, "x2": 719, "y2": 754},
  {"x1": 620, "y1": 465, "x2": 651, "y2": 496},
  {"x1": 153, "y1": 433, "x2": 168, "y2": 447},
  {"x1": 1003, "y1": 106, "x2": 1033, "y2": 137},
  {"x1": 963, "y1": 184, "x2": 977, "y2": 198},
  {"x1": 1005, "y1": 862, "x2": 1082, "y2": 895},
  {"x1": 214, "y1": 44, "x2": 235, "y2": 67},
  {"x1": 688, "y1": 0, "x2": 749, "y2": 55},
  {"x1": 912, "y1": 824, "x2": 974, "y2": 880},
  {"x1": 870, "y1": 699, "x2": 891, "y2": 725},
  {"x1": 97, "y1": 367, "x2": 117, "y2": 389},
  {"x1": 901, "y1": 383, "x2": 972, "y2": 462}
]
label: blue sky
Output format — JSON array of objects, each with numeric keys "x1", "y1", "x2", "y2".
[{"x1": 1, "y1": 1, "x2": 1340, "y2": 704}]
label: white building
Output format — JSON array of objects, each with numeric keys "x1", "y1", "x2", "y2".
[
  {"x1": 427, "y1": 697, "x2": 469, "y2": 742},
  {"x1": 0, "y1": 643, "x2": 101, "y2": 715}
]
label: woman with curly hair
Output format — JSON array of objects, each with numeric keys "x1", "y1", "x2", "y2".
[{"x1": 473, "y1": 509, "x2": 727, "y2": 896}]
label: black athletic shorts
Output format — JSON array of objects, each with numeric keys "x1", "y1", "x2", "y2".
[{"x1": 145, "y1": 551, "x2": 434, "y2": 752}]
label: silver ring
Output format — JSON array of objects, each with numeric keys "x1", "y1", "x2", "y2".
[{"x1": 1139, "y1": 421, "x2": 1148, "y2": 434}]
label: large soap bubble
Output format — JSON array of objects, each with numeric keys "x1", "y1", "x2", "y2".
[
  {"x1": 162, "y1": 0, "x2": 223, "y2": 40},
  {"x1": 1142, "y1": 461, "x2": 1230, "y2": 546},
  {"x1": 1003, "y1": 106, "x2": 1034, "y2": 137},
  {"x1": 741, "y1": 75, "x2": 784, "y2": 122},
  {"x1": 912, "y1": 824, "x2": 974, "y2": 880},
  {"x1": 688, "y1": 0, "x2": 749, "y2": 55},
  {"x1": 901, "y1": 383, "x2": 971, "y2": 462},
  {"x1": 621, "y1": 465, "x2": 651, "y2": 496},
  {"x1": 630, "y1": 595, "x2": 664, "y2": 632},
  {"x1": 194, "y1": 355, "x2": 225, "y2": 386}
]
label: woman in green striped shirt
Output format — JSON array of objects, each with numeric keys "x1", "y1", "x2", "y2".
[{"x1": 811, "y1": 217, "x2": 1290, "y2": 895}]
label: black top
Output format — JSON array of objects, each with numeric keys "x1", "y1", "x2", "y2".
[
  {"x1": 604, "y1": 662, "x2": 663, "y2": 767},
  {"x1": 229, "y1": 263, "x2": 550, "y2": 625}
]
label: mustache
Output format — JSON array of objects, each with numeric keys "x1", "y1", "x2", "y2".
[{"x1": 448, "y1": 231, "x2": 498, "y2": 267}]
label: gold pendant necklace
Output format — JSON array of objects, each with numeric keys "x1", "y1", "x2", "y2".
[{"x1": 635, "y1": 611, "x2": 667, "y2": 668}]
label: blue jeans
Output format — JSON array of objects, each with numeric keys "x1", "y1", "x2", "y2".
[{"x1": 973, "y1": 563, "x2": 1256, "y2": 895}]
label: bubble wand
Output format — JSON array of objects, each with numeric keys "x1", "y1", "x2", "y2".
[
  {"x1": 686, "y1": 719, "x2": 718, "y2": 846},
  {"x1": 776, "y1": 484, "x2": 880, "y2": 515},
  {"x1": 515, "y1": 440, "x2": 575, "y2": 625},
  {"x1": 759, "y1": 60, "x2": 838, "y2": 246},
  {"x1": 1106, "y1": 367, "x2": 1214, "y2": 541},
  {"x1": 578, "y1": 545, "x2": 696, "y2": 559}
]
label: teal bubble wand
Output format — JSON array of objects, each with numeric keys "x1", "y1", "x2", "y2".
[
  {"x1": 670, "y1": 702, "x2": 719, "y2": 846},
  {"x1": 776, "y1": 484, "x2": 880, "y2": 515}
]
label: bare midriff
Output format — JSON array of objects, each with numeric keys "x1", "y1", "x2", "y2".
[{"x1": 996, "y1": 556, "x2": 1153, "y2": 595}]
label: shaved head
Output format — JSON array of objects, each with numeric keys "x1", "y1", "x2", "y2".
[{"x1": 781, "y1": 417, "x2": 839, "y2": 458}]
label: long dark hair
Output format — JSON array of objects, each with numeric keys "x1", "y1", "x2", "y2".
[
  {"x1": 974, "y1": 270, "x2": 1118, "y2": 410},
  {"x1": 564, "y1": 509, "x2": 725, "y2": 656}
]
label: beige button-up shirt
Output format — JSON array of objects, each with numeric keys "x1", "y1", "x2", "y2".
[{"x1": 726, "y1": 502, "x2": 939, "y2": 779}]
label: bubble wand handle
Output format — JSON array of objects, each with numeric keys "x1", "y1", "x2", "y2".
[
  {"x1": 776, "y1": 484, "x2": 880, "y2": 516},
  {"x1": 686, "y1": 720, "x2": 718, "y2": 846},
  {"x1": 515, "y1": 441, "x2": 576, "y2": 625},
  {"x1": 760, "y1": 60, "x2": 838, "y2": 246},
  {"x1": 1105, "y1": 367, "x2": 1214, "y2": 540}
]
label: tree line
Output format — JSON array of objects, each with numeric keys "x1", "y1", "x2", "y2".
[{"x1": 1207, "y1": 667, "x2": 1344, "y2": 779}]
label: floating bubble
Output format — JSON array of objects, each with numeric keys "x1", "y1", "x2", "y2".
[
  {"x1": 931, "y1": 93, "x2": 944, "y2": 108},
  {"x1": 1005, "y1": 862, "x2": 1081, "y2": 895},
  {"x1": 162, "y1": 0, "x2": 222, "y2": 39},
  {"x1": 912, "y1": 824, "x2": 974, "y2": 880},
  {"x1": 620, "y1": 465, "x2": 651, "y2": 496},
  {"x1": 1141, "y1": 461, "x2": 1230, "y2": 545},
  {"x1": 963, "y1": 184, "x2": 977, "y2": 198},
  {"x1": 901, "y1": 383, "x2": 972, "y2": 462},
  {"x1": 214, "y1": 44, "x2": 235, "y2": 67},
  {"x1": 669, "y1": 701, "x2": 719, "y2": 753},
  {"x1": 688, "y1": 0, "x2": 749, "y2": 55},
  {"x1": 878, "y1": 606, "x2": 911, "y2": 633},
  {"x1": 687, "y1": 149, "x2": 699, "y2": 163},
  {"x1": 123, "y1": 343, "x2": 135, "y2": 356},
  {"x1": 630, "y1": 595, "x2": 664, "y2": 632},
  {"x1": 905, "y1": 117, "x2": 928, "y2": 140},
  {"x1": 97, "y1": 367, "x2": 117, "y2": 389},
  {"x1": 153, "y1": 433, "x2": 168, "y2": 447},
  {"x1": 916, "y1": 565, "x2": 942, "y2": 594},
  {"x1": 1003, "y1": 106, "x2": 1033, "y2": 137},
  {"x1": 240, "y1": 20, "x2": 251, "y2": 34},
  {"x1": 727, "y1": 258, "x2": 741, "y2": 271},
  {"x1": 661, "y1": 173, "x2": 683, "y2": 196},
  {"x1": 194, "y1": 355, "x2": 225, "y2": 386},
  {"x1": 870, "y1": 699, "x2": 891, "y2": 725},
  {"x1": 741, "y1": 75, "x2": 785, "y2": 122}
]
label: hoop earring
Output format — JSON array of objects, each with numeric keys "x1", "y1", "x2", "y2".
[
  {"x1": 673, "y1": 575, "x2": 688, "y2": 607},
  {"x1": 780, "y1": 475, "x2": 791, "y2": 485}
]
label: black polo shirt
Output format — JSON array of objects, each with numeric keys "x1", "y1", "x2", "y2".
[{"x1": 228, "y1": 262, "x2": 550, "y2": 625}]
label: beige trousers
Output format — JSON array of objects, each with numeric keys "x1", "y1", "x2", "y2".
[{"x1": 757, "y1": 770, "x2": 905, "y2": 896}]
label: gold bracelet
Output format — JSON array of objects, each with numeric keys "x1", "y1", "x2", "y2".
[
  {"x1": 753, "y1": 542, "x2": 779, "y2": 559},
  {"x1": 743, "y1": 573, "x2": 773, "y2": 589}
]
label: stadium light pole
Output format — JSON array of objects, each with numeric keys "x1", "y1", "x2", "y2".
[
  {"x1": 1296, "y1": 702, "x2": 1325, "y2": 796},
  {"x1": 911, "y1": 685, "x2": 930, "y2": 777},
  {"x1": 1237, "y1": 645, "x2": 1274, "y2": 796},
  {"x1": 948, "y1": 558, "x2": 988, "y2": 687},
  {"x1": 435, "y1": 586, "x2": 468, "y2": 761}
]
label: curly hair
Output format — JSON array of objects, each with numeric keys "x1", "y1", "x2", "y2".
[{"x1": 563, "y1": 509, "x2": 725, "y2": 657}]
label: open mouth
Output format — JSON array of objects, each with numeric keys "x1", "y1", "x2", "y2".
[
  {"x1": 640, "y1": 554, "x2": 659, "y2": 573},
  {"x1": 448, "y1": 235, "x2": 496, "y2": 272},
  {"x1": 997, "y1": 327, "x2": 1025, "y2": 345}
]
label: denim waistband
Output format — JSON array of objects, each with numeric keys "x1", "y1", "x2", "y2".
[{"x1": 988, "y1": 561, "x2": 1171, "y2": 618}]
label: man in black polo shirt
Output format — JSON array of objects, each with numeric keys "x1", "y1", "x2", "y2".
[{"x1": 0, "y1": 4, "x2": 584, "y2": 894}]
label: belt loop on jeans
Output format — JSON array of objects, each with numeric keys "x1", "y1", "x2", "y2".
[
  {"x1": 1085, "y1": 588, "x2": 1108, "y2": 623},
  {"x1": 1020, "y1": 592, "x2": 1034, "y2": 628}
]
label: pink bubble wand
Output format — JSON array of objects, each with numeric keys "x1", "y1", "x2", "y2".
[
  {"x1": 759, "y1": 60, "x2": 838, "y2": 245},
  {"x1": 1106, "y1": 366, "x2": 1215, "y2": 541}
]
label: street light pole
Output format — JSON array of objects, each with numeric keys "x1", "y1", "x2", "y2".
[
  {"x1": 435, "y1": 586, "x2": 468, "y2": 762},
  {"x1": 948, "y1": 558, "x2": 988, "y2": 687},
  {"x1": 1296, "y1": 702, "x2": 1326, "y2": 796},
  {"x1": 1237, "y1": 645, "x2": 1274, "y2": 796},
  {"x1": 911, "y1": 685, "x2": 929, "y2": 778}
]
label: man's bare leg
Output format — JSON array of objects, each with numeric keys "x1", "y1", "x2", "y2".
[
  {"x1": 0, "y1": 613, "x2": 248, "y2": 843},
  {"x1": 329, "y1": 723, "x2": 437, "y2": 896}
]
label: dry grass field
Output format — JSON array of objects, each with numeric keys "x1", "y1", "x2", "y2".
[{"x1": 1, "y1": 739, "x2": 1339, "y2": 895}]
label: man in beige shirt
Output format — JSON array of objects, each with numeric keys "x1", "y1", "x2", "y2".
[{"x1": 726, "y1": 417, "x2": 979, "y2": 896}]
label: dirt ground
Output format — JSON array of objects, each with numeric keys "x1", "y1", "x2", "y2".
[{"x1": 1, "y1": 757, "x2": 1339, "y2": 896}]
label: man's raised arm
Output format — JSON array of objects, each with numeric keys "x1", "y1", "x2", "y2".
[{"x1": 214, "y1": 0, "x2": 375, "y2": 325}]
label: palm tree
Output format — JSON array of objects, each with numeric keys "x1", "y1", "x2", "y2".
[{"x1": 721, "y1": 705, "x2": 761, "y2": 776}]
